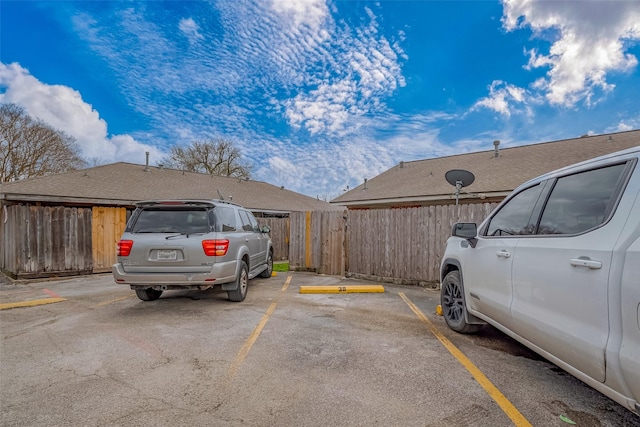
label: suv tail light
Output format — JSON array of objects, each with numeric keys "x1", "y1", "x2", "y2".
[
  {"x1": 117, "y1": 240, "x2": 134, "y2": 256},
  {"x1": 202, "y1": 239, "x2": 229, "y2": 256}
]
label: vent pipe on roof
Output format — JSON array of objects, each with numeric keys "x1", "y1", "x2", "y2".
[
  {"x1": 493, "y1": 140, "x2": 500, "y2": 158},
  {"x1": 144, "y1": 151, "x2": 150, "y2": 172},
  {"x1": 607, "y1": 135, "x2": 613, "y2": 143},
  {"x1": 363, "y1": 178, "x2": 368, "y2": 190},
  {"x1": 399, "y1": 161, "x2": 404, "y2": 168}
]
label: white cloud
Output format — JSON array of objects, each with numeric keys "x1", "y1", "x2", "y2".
[
  {"x1": 607, "y1": 117, "x2": 640, "y2": 134},
  {"x1": 275, "y1": 5, "x2": 406, "y2": 136},
  {"x1": 270, "y1": 0, "x2": 329, "y2": 32},
  {"x1": 179, "y1": 18, "x2": 204, "y2": 43},
  {"x1": 472, "y1": 80, "x2": 530, "y2": 117},
  {"x1": 502, "y1": 0, "x2": 640, "y2": 107},
  {"x1": 0, "y1": 62, "x2": 164, "y2": 164}
]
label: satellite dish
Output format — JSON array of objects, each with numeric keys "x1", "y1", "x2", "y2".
[{"x1": 445, "y1": 169, "x2": 475, "y2": 205}]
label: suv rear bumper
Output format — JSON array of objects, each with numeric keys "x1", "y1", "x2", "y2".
[{"x1": 112, "y1": 261, "x2": 238, "y2": 287}]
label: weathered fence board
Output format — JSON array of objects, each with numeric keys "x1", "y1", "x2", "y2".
[
  {"x1": 4, "y1": 205, "x2": 93, "y2": 278},
  {"x1": 346, "y1": 203, "x2": 499, "y2": 285},
  {"x1": 92, "y1": 207, "x2": 127, "y2": 273},
  {"x1": 260, "y1": 217, "x2": 289, "y2": 261},
  {"x1": 289, "y1": 210, "x2": 346, "y2": 275}
]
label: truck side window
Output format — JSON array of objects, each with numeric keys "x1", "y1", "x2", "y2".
[
  {"x1": 537, "y1": 163, "x2": 627, "y2": 235},
  {"x1": 485, "y1": 184, "x2": 543, "y2": 236}
]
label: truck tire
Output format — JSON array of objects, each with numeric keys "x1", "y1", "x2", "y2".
[
  {"x1": 227, "y1": 261, "x2": 248, "y2": 302},
  {"x1": 135, "y1": 288, "x2": 163, "y2": 301},
  {"x1": 441, "y1": 270, "x2": 482, "y2": 334}
]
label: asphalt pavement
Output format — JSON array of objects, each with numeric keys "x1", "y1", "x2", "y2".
[{"x1": 1, "y1": 272, "x2": 637, "y2": 426}]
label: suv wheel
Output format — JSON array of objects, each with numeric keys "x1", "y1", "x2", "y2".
[
  {"x1": 227, "y1": 261, "x2": 248, "y2": 302},
  {"x1": 441, "y1": 270, "x2": 482, "y2": 334},
  {"x1": 259, "y1": 251, "x2": 273, "y2": 278},
  {"x1": 135, "y1": 288, "x2": 163, "y2": 301}
]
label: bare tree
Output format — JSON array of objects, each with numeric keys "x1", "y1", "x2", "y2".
[
  {"x1": 0, "y1": 103, "x2": 85, "y2": 182},
  {"x1": 163, "y1": 138, "x2": 252, "y2": 179}
]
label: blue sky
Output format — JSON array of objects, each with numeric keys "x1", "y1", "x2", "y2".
[{"x1": 1, "y1": 1, "x2": 639, "y2": 199}]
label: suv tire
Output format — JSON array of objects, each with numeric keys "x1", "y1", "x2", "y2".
[
  {"x1": 441, "y1": 270, "x2": 482, "y2": 334},
  {"x1": 227, "y1": 261, "x2": 248, "y2": 302},
  {"x1": 135, "y1": 288, "x2": 163, "y2": 301},
  {"x1": 259, "y1": 251, "x2": 273, "y2": 278}
]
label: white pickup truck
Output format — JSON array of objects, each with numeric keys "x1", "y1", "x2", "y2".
[{"x1": 440, "y1": 146, "x2": 640, "y2": 415}]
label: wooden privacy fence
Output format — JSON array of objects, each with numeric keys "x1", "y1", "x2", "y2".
[
  {"x1": 2, "y1": 205, "x2": 93, "y2": 278},
  {"x1": 260, "y1": 217, "x2": 290, "y2": 261},
  {"x1": 92, "y1": 207, "x2": 128, "y2": 272},
  {"x1": 289, "y1": 210, "x2": 347, "y2": 275},
  {"x1": 289, "y1": 203, "x2": 499, "y2": 285},
  {"x1": 2, "y1": 202, "x2": 498, "y2": 283},
  {"x1": 347, "y1": 203, "x2": 498, "y2": 285}
]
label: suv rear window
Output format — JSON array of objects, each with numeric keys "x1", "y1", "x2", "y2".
[{"x1": 131, "y1": 208, "x2": 210, "y2": 234}]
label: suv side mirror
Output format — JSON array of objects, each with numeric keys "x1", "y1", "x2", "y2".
[{"x1": 261, "y1": 225, "x2": 271, "y2": 234}]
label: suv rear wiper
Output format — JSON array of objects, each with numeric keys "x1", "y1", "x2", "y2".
[{"x1": 165, "y1": 232, "x2": 207, "y2": 240}]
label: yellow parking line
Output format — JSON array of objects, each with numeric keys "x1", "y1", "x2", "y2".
[
  {"x1": 227, "y1": 302, "x2": 277, "y2": 381},
  {"x1": 399, "y1": 292, "x2": 532, "y2": 427},
  {"x1": 0, "y1": 298, "x2": 67, "y2": 310},
  {"x1": 281, "y1": 276, "x2": 292, "y2": 292},
  {"x1": 299, "y1": 285, "x2": 384, "y2": 294}
]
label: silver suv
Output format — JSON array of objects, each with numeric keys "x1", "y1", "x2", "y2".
[{"x1": 112, "y1": 199, "x2": 273, "y2": 302}]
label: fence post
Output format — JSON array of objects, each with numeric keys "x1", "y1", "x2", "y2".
[{"x1": 305, "y1": 211, "x2": 312, "y2": 268}]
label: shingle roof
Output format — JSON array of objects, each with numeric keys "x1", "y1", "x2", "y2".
[
  {"x1": 331, "y1": 129, "x2": 640, "y2": 207},
  {"x1": 0, "y1": 162, "x2": 341, "y2": 213}
]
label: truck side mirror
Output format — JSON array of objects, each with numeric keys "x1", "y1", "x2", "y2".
[
  {"x1": 452, "y1": 223, "x2": 478, "y2": 248},
  {"x1": 452, "y1": 223, "x2": 477, "y2": 238}
]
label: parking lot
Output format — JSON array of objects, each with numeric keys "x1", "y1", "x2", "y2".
[{"x1": 1, "y1": 272, "x2": 637, "y2": 426}]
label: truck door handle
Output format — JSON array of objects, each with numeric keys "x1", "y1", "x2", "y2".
[
  {"x1": 570, "y1": 257, "x2": 602, "y2": 270},
  {"x1": 496, "y1": 250, "x2": 511, "y2": 258}
]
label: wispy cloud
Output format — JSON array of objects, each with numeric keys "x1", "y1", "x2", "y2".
[
  {"x1": 179, "y1": 18, "x2": 204, "y2": 43},
  {"x1": 68, "y1": 1, "x2": 406, "y2": 140},
  {"x1": 472, "y1": 80, "x2": 533, "y2": 118},
  {"x1": 252, "y1": 113, "x2": 466, "y2": 199},
  {"x1": 277, "y1": 5, "x2": 407, "y2": 135}
]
